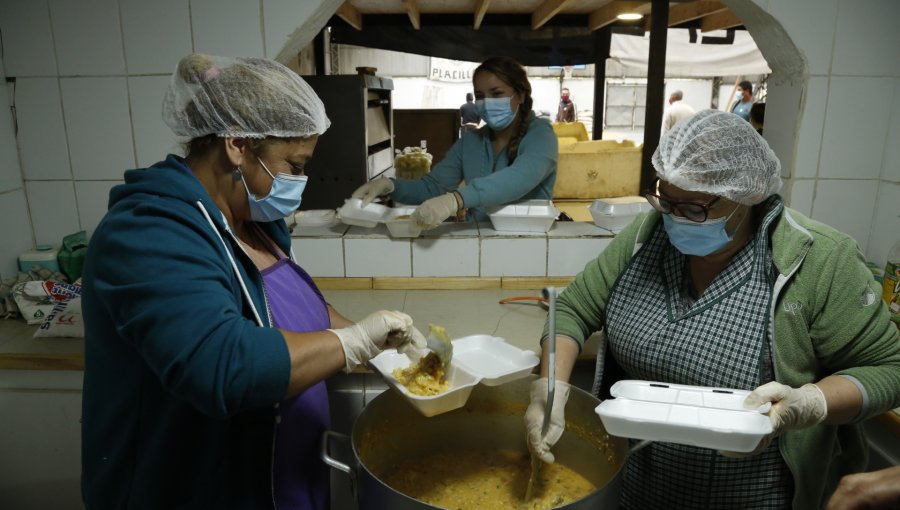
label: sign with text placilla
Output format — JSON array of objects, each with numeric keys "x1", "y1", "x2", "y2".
[{"x1": 429, "y1": 57, "x2": 479, "y2": 82}]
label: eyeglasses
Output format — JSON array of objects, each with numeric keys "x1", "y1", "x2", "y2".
[{"x1": 644, "y1": 179, "x2": 721, "y2": 223}]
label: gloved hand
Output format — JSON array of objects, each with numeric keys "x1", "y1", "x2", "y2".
[
  {"x1": 329, "y1": 310, "x2": 425, "y2": 372},
  {"x1": 412, "y1": 193, "x2": 460, "y2": 229},
  {"x1": 721, "y1": 381, "x2": 828, "y2": 457},
  {"x1": 524, "y1": 377, "x2": 571, "y2": 464},
  {"x1": 351, "y1": 177, "x2": 394, "y2": 206}
]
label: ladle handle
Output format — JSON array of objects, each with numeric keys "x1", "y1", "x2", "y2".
[{"x1": 541, "y1": 287, "x2": 559, "y2": 437}]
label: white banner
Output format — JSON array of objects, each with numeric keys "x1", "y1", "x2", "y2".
[{"x1": 428, "y1": 57, "x2": 479, "y2": 82}]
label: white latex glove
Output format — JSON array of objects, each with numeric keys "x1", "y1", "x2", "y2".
[
  {"x1": 524, "y1": 378, "x2": 571, "y2": 464},
  {"x1": 329, "y1": 310, "x2": 425, "y2": 373},
  {"x1": 351, "y1": 177, "x2": 394, "y2": 206},
  {"x1": 721, "y1": 381, "x2": 828, "y2": 457},
  {"x1": 411, "y1": 193, "x2": 460, "y2": 229}
]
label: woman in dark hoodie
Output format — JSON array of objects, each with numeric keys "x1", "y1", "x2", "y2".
[{"x1": 80, "y1": 54, "x2": 425, "y2": 510}]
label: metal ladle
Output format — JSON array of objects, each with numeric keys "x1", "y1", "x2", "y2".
[{"x1": 524, "y1": 286, "x2": 558, "y2": 505}]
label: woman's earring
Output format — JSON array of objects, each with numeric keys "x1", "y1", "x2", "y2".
[{"x1": 232, "y1": 167, "x2": 243, "y2": 181}]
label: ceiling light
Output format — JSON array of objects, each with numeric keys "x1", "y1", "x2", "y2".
[{"x1": 617, "y1": 13, "x2": 643, "y2": 21}]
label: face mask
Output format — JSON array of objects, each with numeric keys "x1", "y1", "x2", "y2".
[
  {"x1": 240, "y1": 157, "x2": 308, "y2": 222},
  {"x1": 735, "y1": 92, "x2": 744, "y2": 102},
  {"x1": 561, "y1": 95, "x2": 570, "y2": 103},
  {"x1": 475, "y1": 97, "x2": 518, "y2": 130},
  {"x1": 662, "y1": 204, "x2": 742, "y2": 256}
]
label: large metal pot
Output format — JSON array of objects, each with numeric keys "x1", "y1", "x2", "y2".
[{"x1": 322, "y1": 375, "x2": 630, "y2": 509}]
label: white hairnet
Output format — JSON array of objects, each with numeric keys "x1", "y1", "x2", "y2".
[
  {"x1": 651, "y1": 109, "x2": 781, "y2": 205},
  {"x1": 162, "y1": 54, "x2": 329, "y2": 139}
]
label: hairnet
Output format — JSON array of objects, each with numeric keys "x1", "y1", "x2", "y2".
[
  {"x1": 162, "y1": 54, "x2": 329, "y2": 139},
  {"x1": 651, "y1": 109, "x2": 782, "y2": 205}
]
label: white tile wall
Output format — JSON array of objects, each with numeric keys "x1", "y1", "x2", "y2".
[
  {"x1": 547, "y1": 238, "x2": 611, "y2": 277},
  {"x1": 767, "y1": 0, "x2": 838, "y2": 77},
  {"x1": 0, "y1": 189, "x2": 35, "y2": 277},
  {"x1": 764, "y1": 80, "x2": 804, "y2": 180},
  {"x1": 49, "y1": 0, "x2": 125, "y2": 76},
  {"x1": 481, "y1": 238, "x2": 546, "y2": 276},
  {"x1": 412, "y1": 238, "x2": 479, "y2": 277},
  {"x1": 60, "y1": 78, "x2": 136, "y2": 180},
  {"x1": 291, "y1": 238, "x2": 344, "y2": 277},
  {"x1": 25, "y1": 181, "x2": 80, "y2": 246},
  {"x1": 787, "y1": 179, "x2": 815, "y2": 217},
  {"x1": 129, "y1": 76, "x2": 180, "y2": 167},
  {"x1": 74, "y1": 180, "x2": 121, "y2": 237},
  {"x1": 812, "y1": 179, "x2": 879, "y2": 252},
  {"x1": 14, "y1": 78, "x2": 71, "y2": 180},
  {"x1": 120, "y1": 0, "x2": 192, "y2": 74},
  {"x1": 344, "y1": 238, "x2": 411, "y2": 277},
  {"x1": 793, "y1": 77, "x2": 828, "y2": 179},
  {"x1": 882, "y1": 79, "x2": 900, "y2": 183},
  {"x1": 0, "y1": 80, "x2": 20, "y2": 194},
  {"x1": 819, "y1": 77, "x2": 894, "y2": 179},
  {"x1": 831, "y1": 0, "x2": 900, "y2": 77},
  {"x1": 190, "y1": 0, "x2": 265, "y2": 57},
  {"x1": 868, "y1": 182, "x2": 900, "y2": 267},
  {"x1": 0, "y1": 0, "x2": 58, "y2": 77}
]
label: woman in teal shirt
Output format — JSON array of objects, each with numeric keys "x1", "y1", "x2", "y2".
[{"x1": 352, "y1": 56, "x2": 558, "y2": 228}]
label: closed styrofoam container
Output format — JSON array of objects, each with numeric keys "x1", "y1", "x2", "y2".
[
  {"x1": 588, "y1": 197, "x2": 652, "y2": 232},
  {"x1": 487, "y1": 200, "x2": 559, "y2": 233},
  {"x1": 369, "y1": 335, "x2": 539, "y2": 417},
  {"x1": 384, "y1": 207, "x2": 422, "y2": 238},
  {"x1": 338, "y1": 198, "x2": 389, "y2": 228},
  {"x1": 594, "y1": 380, "x2": 773, "y2": 453}
]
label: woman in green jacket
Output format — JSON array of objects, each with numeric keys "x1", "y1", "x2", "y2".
[{"x1": 526, "y1": 110, "x2": 900, "y2": 509}]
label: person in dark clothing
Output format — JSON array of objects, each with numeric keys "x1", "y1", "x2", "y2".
[
  {"x1": 750, "y1": 102, "x2": 766, "y2": 135},
  {"x1": 556, "y1": 87, "x2": 576, "y2": 122},
  {"x1": 460, "y1": 92, "x2": 481, "y2": 136}
]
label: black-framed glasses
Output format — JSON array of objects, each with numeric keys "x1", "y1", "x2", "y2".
[{"x1": 644, "y1": 179, "x2": 721, "y2": 223}]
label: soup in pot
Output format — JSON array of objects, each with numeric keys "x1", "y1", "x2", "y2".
[{"x1": 381, "y1": 449, "x2": 596, "y2": 510}]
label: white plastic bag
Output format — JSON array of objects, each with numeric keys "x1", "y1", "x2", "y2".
[{"x1": 33, "y1": 297, "x2": 84, "y2": 338}]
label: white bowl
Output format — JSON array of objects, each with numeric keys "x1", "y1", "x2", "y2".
[
  {"x1": 338, "y1": 198, "x2": 389, "y2": 228},
  {"x1": 588, "y1": 198, "x2": 652, "y2": 232},
  {"x1": 487, "y1": 199, "x2": 559, "y2": 233},
  {"x1": 384, "y1": 207, "x2": 422, "y2": 238}
]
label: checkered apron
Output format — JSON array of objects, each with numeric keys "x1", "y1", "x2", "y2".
[{"x1": 605, "y1": 199, "x2": 793, "y2": 509}]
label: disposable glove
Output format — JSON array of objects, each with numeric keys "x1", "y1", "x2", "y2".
[
  {"x1": 721, "y1": 381, "x2": 827, "y2": 457},
  {"x1": 351, "y1": 177, "x2": 394, "y2": 206},
  {"x1": 524, "y1": 377, "x2": 571, "y2": 464},
  {"x1": 329, "y1": 310, "x2": 425, "y2": 373},
  {"x1": 412, "y1": 193, "x2": 460, "y2": 229}
]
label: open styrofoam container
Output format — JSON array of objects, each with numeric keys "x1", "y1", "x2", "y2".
[
  {"x1": 338, "y1": 198, "x2": 389, "y2": 228},
  {"x1": 384, "y1": 207, "x2": 422, "y2": 238},
  {"x1": 588, "y1": 197, "x2": 653, "y2": 233},
  {"x1": 487, "y1": 199, "x2": 560, "y2": 233},
  {"x1": 594, "y1": 380, "x2": 774, "y2": 453},
  {"x1": 293, "y1": 209, "x2": 338, "y2": 228},
  {"x1": 368, "y1": 335, "x2": 539, "y2": 417}
]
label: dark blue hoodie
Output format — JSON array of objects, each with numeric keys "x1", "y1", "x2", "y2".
[{"x1": 81, "y1": 155, "x2": 291, "y2": 509}]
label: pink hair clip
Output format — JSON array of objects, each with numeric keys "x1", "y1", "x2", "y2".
[{"x1": 201, "y1": 66, "x2": 220, "y2": 83}]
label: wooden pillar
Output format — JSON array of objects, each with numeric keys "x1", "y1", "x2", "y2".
[
  {"x1": 640, "y1": 0, "x2": 669, "y2": 190},
  {"x1": 592, "y1": 26, "x2": 612, "y2": 141}
]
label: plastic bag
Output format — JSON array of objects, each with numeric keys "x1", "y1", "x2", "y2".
[
  {"x1": 11, "y1": 280, "x2": 82, "y2": 325},
  {"x1": 33, "y1": 297, "x2": 84, "y2": 338},
  {"x1": 58, "y1": 230, "x2": 88, "y2": 282}
]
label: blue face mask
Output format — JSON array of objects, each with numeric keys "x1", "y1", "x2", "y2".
[
  {"x1": 662, "y1": 205, "x2": 741, "y2": 256},
  {"x1": 240, "y1": 157, "x2": 307, "y2": 222},
  {"x1": 475, "y1": 97, "x2": 518, "y2": 130}
]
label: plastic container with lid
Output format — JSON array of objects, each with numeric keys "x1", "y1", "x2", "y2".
[
  {"x1": 369, "y1": 334, "x2": 539, "y2": 417},
  {"x1": 19, "y1": 245, "x2": 61, "y2": 273},
  {"x1": 487, "y1": 199, "x2": 559, "y2": 233},
  {"x1": 588, "y1": 197, "x2": 653, "y2": 233},
  {"x1": 337, "y1": 198, "x2": 389, "y2": 228},
  {"x1": 882, "y1": 215, "x2": 900, "y2": 315},
  {"x1": 594, "y1": 380, "x2": 773, "y2": 453},
  {"x1": 384, "y1": 207, "x2": 422, "y2": 238}
]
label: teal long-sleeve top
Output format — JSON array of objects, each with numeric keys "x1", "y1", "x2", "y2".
[{"x1": 391, "y1": 112, "x2": 558, "y2": 221}]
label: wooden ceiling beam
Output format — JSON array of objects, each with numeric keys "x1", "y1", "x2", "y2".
[
  {"x1": 531, "y1": 0, "x2": 574, "y2": 30},
  {"x1": 667, "y1": 1, "x2": 727, "y2": 26},
  {"x1": 588, "y1": 1, "x2": 648, "y2": 31},
  {"x1": 336, "y1": 1, "x2": 362, "y2": 31},
  {"x1": 700, "y1": 9, "x2": 742, "y2": 32},
  {"x1": 403, "y1": 0, "x2": 421, "y2": 30},
  {"x1": 473, "y1": 0, "x2": 492, "y2": 30}
]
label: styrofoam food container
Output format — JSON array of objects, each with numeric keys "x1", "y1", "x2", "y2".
[
  {"x1": 338, "y1": 198, "x2": 389, "y2": 228},
  {"x1": 594, "y1": 380, "x2": 773, "y2": 453},
  {"x1": 293, "y1": 209, "x2": 338, "y2": 228},
  {"x1": 384, "y1": 207, "x2": 422, "y2": 238},
  {"x1": 487, "y1": 199, "x2": 560, "y2": 233},
  {"x1": 588, "y1": 197, "x2": 652, "y2": 232},
  {"x1": 368, "y1": 335, "x2": 539, "y2": 417}
]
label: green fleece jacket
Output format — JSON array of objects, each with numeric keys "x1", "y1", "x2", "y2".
[{"x1": 552, "y1": 207, "x2": 900, "y2": 510}]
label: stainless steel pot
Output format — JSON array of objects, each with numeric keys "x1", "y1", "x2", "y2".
[{"x1": 321, "y1": 375, "x2": 630, "y2": 509}]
